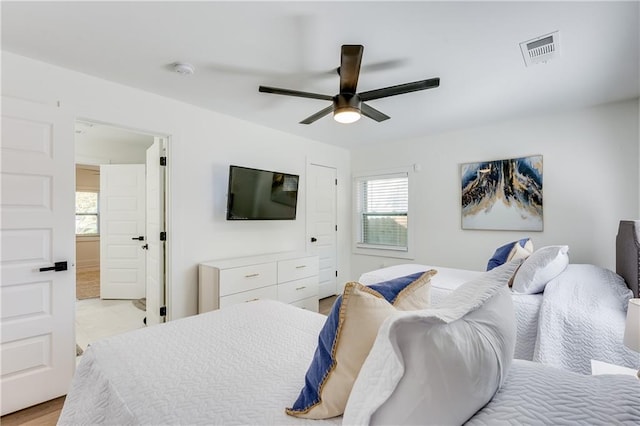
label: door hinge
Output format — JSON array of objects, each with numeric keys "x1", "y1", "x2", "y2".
[
  {"x1": 160, "y1": 156, "x2": 167, "y2": 166},
  {"x1": 335, "y1": 270, "x2": 338, "y2": 277},
  {"x1": 335, "y1": 178, "x2": 337, "y2": 185},
  {"x1": 160, "y1": 231, "x2": 167, "y2": 241},
  {"x1": 160, "y1": 306, "x2": 167, "y2": 316},
  {"x1": 335, "y1": 225, "x2": 337, "y2": 231}
]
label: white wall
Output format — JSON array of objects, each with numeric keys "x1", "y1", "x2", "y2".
[
  {"x1": 2, "y1": 51, "x2": 351, "y2": 319},
  {"x1": 76, "y1": 137, "x2": 152, "y2": 165},
  {"x1": 351, "y1": 99, "x2": 639, "y2": 280}
]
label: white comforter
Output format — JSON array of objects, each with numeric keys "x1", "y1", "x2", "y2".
[
  {"x1": 466, "y1": 359, "x2": 640, "y2": 425},
  {"x1": 59, "y1": 300, "x2": 341, "y2": 425},
  {"x1": 534, "y1": 264, "x2": 639, "y2": 374}
]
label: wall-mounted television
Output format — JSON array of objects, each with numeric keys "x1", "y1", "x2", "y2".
[{"x1": 226, "y1": 165, "x2": 299, "y2": 220}]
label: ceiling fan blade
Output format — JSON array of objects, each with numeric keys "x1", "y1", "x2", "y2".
[
  {"x1": 339, "y1": 45, "x2": 364, "y2": 94},
  {"x1": 361, "y1": 58, "x2": 408, "y2": 73},
  {"x1": 359, "y1": 78, "x2": 440, "y2": 102},
  {"x1": 361, "y1": 103, "x2": 390, "y2": 122},
  {"x1": 300, "y1": 105, "x2": 334, "y2": 124},
  {"x1": 259, "y1": 85, "x2": 332, "y2": 101},
  {"x1": 324, "y1": 58, "x2": 408, "y2": 78}
]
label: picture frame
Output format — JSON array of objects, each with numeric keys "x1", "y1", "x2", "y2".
[{"x1": 461, "y1": 155, "x2": 543, "y2": 231}]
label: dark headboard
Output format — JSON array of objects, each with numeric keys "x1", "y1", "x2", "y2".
[{"x1": 616, "y1": 220, "x2": 640, "y2": 298}]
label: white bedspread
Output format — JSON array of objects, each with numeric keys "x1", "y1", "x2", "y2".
[
  {"x1": 534, "y1": 264, "x2": 639, "y2": 374},
  {"x1": 59, "y1": 300, "x2": 341, "y2": 425},
  {"x1": 466, "y1": 359, "x2": 640, "y2": 425}
]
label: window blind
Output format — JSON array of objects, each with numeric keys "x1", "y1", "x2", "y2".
[{"x1": 356, "y1": 172, "x2": 408, "y2": 250}]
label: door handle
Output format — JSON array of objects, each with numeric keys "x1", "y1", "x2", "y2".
[
  {"x1": 310, "y1": 237, "x2": 317, "y2": 242},
  {"x1": 141, "y1": 244, "x2": 149, "y2": 250},
  {"x1": 132, "y1": 236, "x2": 145, "y2": 241},
  {"x1": 39, "y1": 261, "x2": 68, "y2": 272}
]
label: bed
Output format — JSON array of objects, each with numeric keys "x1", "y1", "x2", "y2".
[
  {"x1": 58, "y1": 223, "x2": 640, "y2": 424},
  {"x1": 59, "y1": 299, "x2": 640, "y2": 425},
  {"x1": 358, "y1": 263, "x2": 545, "y2": 361},
  {"x1": 358, "y1": 220, "x2": 640, "y2": 374}
]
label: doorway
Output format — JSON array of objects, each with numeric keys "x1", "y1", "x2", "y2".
[
  {"x1": 74, "y1": 120, "x2": 167, "y2": 354},
  {"x1": 306, "y1": 163, "x2": 338, "y2": 298}
]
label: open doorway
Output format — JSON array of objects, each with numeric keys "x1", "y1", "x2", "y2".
[{"x1": 74, "y1": 120, "x2": 167, "y2": 355}]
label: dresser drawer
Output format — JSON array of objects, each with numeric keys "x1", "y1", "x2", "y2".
[
  {"x1": 278, "y1": 256, "x2": 319, "y2": 283},
  {"x1": 219, "y1": 285, "x2": 278, "y2": 309},
  {"x1": 290, "y1": 296, "x2": 319, "y2": 312},
  {"x1": 277, "y1": 276, "x2": 318, "y2": 304},
  {"x1": 219, "y1": 263, "x2": 277, "y2": 296}
]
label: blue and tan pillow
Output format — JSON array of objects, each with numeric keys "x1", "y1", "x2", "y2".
[
  {"x1": 286, "y1": 269, "x2": 437, "y2": 419},
  {"x1": 486, "y1": 238, "x2": 533, "y2": 271},
  {"x1": 343, "y1": 260, "x2": 521, "y2": 425}
]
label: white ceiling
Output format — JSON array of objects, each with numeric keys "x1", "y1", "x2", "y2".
[{"x1": 2, "y1": 1, "x2": 638, "y2": 150}]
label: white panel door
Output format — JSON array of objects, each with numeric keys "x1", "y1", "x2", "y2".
[
  {"x1": 0, "y1": 97, "x2": 75, "y2": 415},
  {"x1": 100, "y1": 164, "x2": 146, "y2": 299},
  {"x1": 307, "y1": 164, "x2": 338, "y2": 298},
  {"x1": 145, "y1": 138, "x2": 165, "y2": 325}
]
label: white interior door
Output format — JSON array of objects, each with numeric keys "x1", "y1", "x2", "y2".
[
  {"x1": 307, "y1": 164, "x2": 338, "y2": 298},
  {"x1": 0, "y1": 97, "x2": 75, "y2": 415},
  {"x1": 145, "y1": 138, "x2": 166, "y2": 325},
  {"x1": 99, "y1": 164, "x2": 146, "y2": 299}
]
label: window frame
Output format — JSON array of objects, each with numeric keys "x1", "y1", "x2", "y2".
[
  {"x1": 75, "y1": 190, "x2": 100, "y2": 236},
  {"x1": 352, "y1": 167, "x2": 415, "y2": 260}
]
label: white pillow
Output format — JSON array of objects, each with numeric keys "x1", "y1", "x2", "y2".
[
  {"x1": 511, "y1": 245, "x2": 569, "y2": 294},
  {"x1": 343, "y1": 260, "x2": 520, "y2": 425}
]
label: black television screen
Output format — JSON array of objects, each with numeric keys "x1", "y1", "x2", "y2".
[{"x1": 226, "y1": 165, "x2": 299, "y2": 220}]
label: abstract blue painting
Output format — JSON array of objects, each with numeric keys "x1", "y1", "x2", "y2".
[{"x1": 461, "y1": 155, "x2": 543, "y2": 231}]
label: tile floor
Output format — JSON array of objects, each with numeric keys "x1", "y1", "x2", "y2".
[{"x1": 75, "y1": 298, "x2": 146, "y2": 353}]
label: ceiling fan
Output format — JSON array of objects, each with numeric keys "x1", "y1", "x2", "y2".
[{"x1": 258, "y1": 44, "x2": 440, "y2": 125}]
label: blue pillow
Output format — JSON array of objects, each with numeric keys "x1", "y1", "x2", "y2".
[
  {"x1": 486, "y1": 238, "x2": 532, "y2": 271},
  {"x1": 286, "y1": 270, "x2": 435, "y2": 419}
]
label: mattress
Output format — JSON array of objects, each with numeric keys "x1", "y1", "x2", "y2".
[
  {"x1": 59, "y1": 300, "x2": 341, "y2": 425},
  {"x1": 359, "y1": 264, "x2": 542, "y2": 360}
]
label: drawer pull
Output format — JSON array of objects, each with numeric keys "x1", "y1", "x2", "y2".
[
  {"x1": 295, "y1": 265, "x2": 307, "y2": 269},
  {"x1": 245, "y1": 298, "x2": 260, "y2": 303},
  {"x1": 245, "y1": 273, "x2": 260, "y2": 278},
  {"x1": 296, "y1": 286, "x2": 307, "y2": 291}
]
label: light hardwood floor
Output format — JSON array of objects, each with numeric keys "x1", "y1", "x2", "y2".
[
  {"x1": 0, "y1": 396, "x2": 65, "y2": 426},
  {"x1": 319, "y1": 294, "x2": 338, "y2": 315},
  {"x1": 1, "y1": 295, "x2": 339, "y2": 424}
]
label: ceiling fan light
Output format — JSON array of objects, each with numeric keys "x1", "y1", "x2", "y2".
[{"x1": 334, "y1": 107, "x2": 361, "y2": 124}]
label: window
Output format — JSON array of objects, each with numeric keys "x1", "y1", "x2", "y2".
[
  {"x1": 75, "y1": 191, "x2": 99, "y2": 235},
  {"x1": 355, "y1": 171, "x2": 409, "y2": 252}
]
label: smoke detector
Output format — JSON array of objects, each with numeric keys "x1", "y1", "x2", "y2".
[
  {"x1": 173, "y1": 62, "x2": 195, "y2": 75},
  {"x1": 520, "y1": 31, "x2": 559, "y2": 67}
]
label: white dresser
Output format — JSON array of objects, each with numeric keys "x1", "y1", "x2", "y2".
[{"x1": 198, "y1": 251, "x2": 319, "y2": 313}]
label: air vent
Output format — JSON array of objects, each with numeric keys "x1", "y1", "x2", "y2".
[{"x1": 520, "y1": 31, "x2": 559, "y2": 67}]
